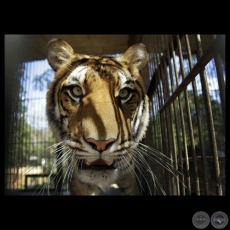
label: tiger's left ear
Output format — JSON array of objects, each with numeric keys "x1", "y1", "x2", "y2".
[{"x1": 120, "y1": 43, "x2": 149, "y2": 70}]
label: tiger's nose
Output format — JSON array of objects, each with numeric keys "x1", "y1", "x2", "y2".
[{"x1": 86, "y1": 138, "x2": 115, "y2": 151}]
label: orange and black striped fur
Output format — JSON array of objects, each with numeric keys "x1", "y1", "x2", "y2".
[{"x1": 46, "y1": 39, "x2": 150, "y2": 195}]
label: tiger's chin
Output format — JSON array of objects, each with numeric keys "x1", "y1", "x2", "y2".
[
  {"x1": 77, "y1": 159, "x2": 118, "y2": 183},
  {"x1": 70, "y1": 167, "x2": 120, "y2": 195},
  {"x1": 77, "y1": 168, "x2": 118, "y2": 187},
  {"x1": 70, "y1": 159, "x2": 136, "y2": 195}
]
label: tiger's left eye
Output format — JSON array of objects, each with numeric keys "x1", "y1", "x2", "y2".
[
  {"x1": 72, "y1": 85, "x2": 83, "y2": 97},
  {"x1": 119, "y1": 88, "x2": 130, "y2": 99}
]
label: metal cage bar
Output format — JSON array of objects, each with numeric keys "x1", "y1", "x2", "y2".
[{"x1": 143, "y1": 34, "x2": 225, "y2": 196}]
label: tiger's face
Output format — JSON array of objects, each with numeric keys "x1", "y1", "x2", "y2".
[{"x1": 46, "y1": 39, "x2": 149, "y2": 195}]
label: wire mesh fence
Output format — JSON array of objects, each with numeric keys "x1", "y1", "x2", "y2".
[{"x1": 5, "y1": 60, "x2": 69, "y2": 195}]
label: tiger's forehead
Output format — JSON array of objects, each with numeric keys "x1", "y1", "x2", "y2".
[{"x1": 67, "y1": 61, "x2": 133, "y2": 85}]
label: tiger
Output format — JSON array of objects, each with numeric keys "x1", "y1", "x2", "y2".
[{"x1": 46, "y1": 38, "x2": 174, "y2": 195}]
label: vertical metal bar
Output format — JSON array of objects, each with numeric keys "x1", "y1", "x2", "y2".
[
  {"x1": 195, "y1": 35, "x2": 222, "y2": 195},
  {"x1": 15, "y1": 64, "x2": 21, "y2": 190},
  {"x1": 13, "y1": 66, "x2": 18, "y2": 190},
  {"x1": 165, "y1": 35, "x2": 184, "y2": 195},
  {"x1": 11, "y1": 64, "x2": 21, "y2": 190},
  {"x1": 20, "y1": 63, "x2": 25, "y2": 190},
  {"x1": 148, "y1": 35, "x2": 155, "y2": 80},
  {"x1": 167, "y1": 35, "x2": 185, "y2": 195},
  {"x1": 184, "y1": 35, "x2": 210, "y2": 195},
  {"x1": 28, "y1": 62, "x2": 33, "y2": 181},
  {"x1": 30, "y1": 62, "x2": 35, "y2": 176},
  {"x1": 161, "y1": 36, "x2": 179, "y2": 195},
  {"x1": 150, "y1": 35, "x2": 160, "y2": 194},
  {"x1": 150, "y1": 36, "x2": 163, "y2": 195},
  {"x1": 25, "y1": 175, "x2": 28, "y2": 190},
  {"x1": 156, "y1": 35, "x2": 172, "y2": 195},
  {"x1": 149, "y1": 100, "x2": 156, "y2": 148},
  {"x1": 152, "y1": 35, "x2": 164, "y2": 143},
  {"x1": 152, "y1": 35, "x2": 168, "y2": 194},
  {"x1": 160, "y1": 67, "x2": 172, "y2": 195},
  {"x1": 155, "y1": 89, "x2": 163, "y2": 150},
  {"x1": 20, "y1": 62, "x2": 26, "y2": 189},
  {"x1": 146, "y1": 99, "x2": 156, "y2": 195},
  {"x1": 176, "y1": 35, "x2": 200, "y2": 195},
  {"x1": 24, "y1": 62, "x2": 31, "y2": 189},
  {"x1": 55, "y1": 144, "x2": 63, "y2": 195},
  {"x1": 211, "y1": 35, "x2": 225, "y2": 128},
  {"x1": 152, "y1": 97, "x2": 158, "y2": 151},
  {"x1": 8, "y1": 66, "x2": 14, "y2": 189},
  {"x1": 27, "y1": 61, "x2": 31, "y2": 181},
  {"x1": 171, "y1": 35, "x2": 191, "y2": 195},
  {"x1": 35, "y1": 62, "x2": 41, "y2": 176},
  {"x1": 17, "y1": 62, "x2": 25, "y2": 190},
  {"x1": 165, "y1": 35, "x2": 181, "y2": 196},
  {"x1": 151, "y1": 34, "x2": 157, "y2": 66},
  {"x1": 144, "y1": 35, "x2": 157, "y2": 195},
  {"x1": 33, "y1": 61, "x2": 37, "y2": 185},
  {"x1": 154, "y1": 88, "x2": 165, "y2": 193}
]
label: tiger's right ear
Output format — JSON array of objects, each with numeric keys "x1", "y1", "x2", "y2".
[
  {"x1": 118, "y1": 43, "x2": 149, "y2": 71},
  {"x1": 47, "y1": 39, "x2": 75, "y2": 71}
]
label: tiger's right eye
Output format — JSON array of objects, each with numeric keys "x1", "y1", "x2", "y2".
[
  {"x1": 119, "y1": 88, "x2": 130, "y2": 99},
  {"x1": 71, "y1": 85, "x2": 83, "y2": 97}
]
